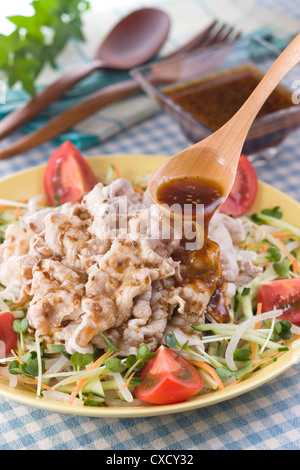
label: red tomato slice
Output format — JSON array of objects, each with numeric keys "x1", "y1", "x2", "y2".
[
  {"x1": 0, "y1": 311, "x2": 18, "y2": 355},
  {"x1": 44, "y1": 141, "x2": 98, "y2": 206},
  {"x1": 135, "y1": 345, "x2": 203, "y2": 405},
  {"x1": 257, "y1": 278, "x2": 300, "y2": 324},
  {"x1": 219, "y1": 154, "x2": 258, "y2": 217}
]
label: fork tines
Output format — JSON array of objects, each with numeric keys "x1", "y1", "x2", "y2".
[{"x1": 200, "y1": 21, "x2": 242, "y2": 47}]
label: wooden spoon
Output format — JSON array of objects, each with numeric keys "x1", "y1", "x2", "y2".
[
  {"x1": 148, "y1": 33, "x2": 300, "y2": 211},
  {"x1": 0, "y1": 8, "x2": 170, "y2": 140}
]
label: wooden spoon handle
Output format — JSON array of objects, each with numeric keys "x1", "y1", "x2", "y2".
[
  {"x1": 215, "y1": 33, "x2": 300, "y2": 155},
  {"x1": 0, "y1": 79, "x2": 140, "y2": 160},
  {"x1": 0, "y1": 60, "x2": 102, "y2": 140}
]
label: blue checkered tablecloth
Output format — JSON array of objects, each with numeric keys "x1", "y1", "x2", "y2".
[{"x1": 1, "y1": 0, "x2": 300, "y2": 451}]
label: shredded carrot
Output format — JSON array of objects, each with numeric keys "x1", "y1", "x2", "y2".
[
  {"x1": 274, "y1": 238, "x2": 299, "y2": 274},
  {"x1": 20, "y1": 383, "x2": 37, "y2": 393},
  {"x1": 19, "y1": 377, "x2": 52, "y2": 391},
  {"x1": 254, "y1": 303, "x2": 262, "y2": 329},
  {"x1": 250, "y1": 343, "x2": 258, "y2": 361},
  {"x1": 119, "y1": 371, "x2": 136, "y2": 394},
  {"x1": 89, "y1": 350, "x2": 114, "y2": 371},
  {"x1": 132, "y1": 186, "x2": 144, "y2": 194},
  {"x1": 239, "y1": 242, "x2": 253, "y2": 247},
  {"x1": 14, "y1": 206, "x2": 20, "y2": 219},
  {"x1": 226, "y1": 351, "x2": 279, "y2": 389},
  {"x1": 98, "y1": 374, "x2": 108, "y2": 380},
  {"x1": 190, "y1": 361, "x2": 225, "y2": 391},
  {"x1": 292, "y1": 258, "x2": 299, "y2": 275},
  {"x1": 276, "y1": 238, "x2": 295, "y2": 264},
  {"x1": 113, "y1": 165, "x2": 121, "y2": 179},
  {"x1": 269, "y1": 232, "x2": 292, "y2": 238},
  {"x1": 10, "y1": 349, "x2": 23, "y2": 364},
  {"x1": 68, "y1": 350, "x2": 114, "y2": 405}
]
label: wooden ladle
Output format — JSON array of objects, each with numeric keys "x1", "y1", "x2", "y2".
[
  {"x1": 0, "y1": 8, "x2": 170, "y2": 140},
  {"x1": 148, "y1": 33, "x2": 300, "y2": 212}
]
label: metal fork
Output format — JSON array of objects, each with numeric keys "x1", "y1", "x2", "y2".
[
  {"x1": 0, "y1": 21, "x2": 241, "y2": 160},
  {"x1": 165, "y1": 20, "x2": 241, "y2": 58}
]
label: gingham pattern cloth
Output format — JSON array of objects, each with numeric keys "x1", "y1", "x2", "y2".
[{"x1": 1, "y1": 0, "x2": 300, "y2": 451}]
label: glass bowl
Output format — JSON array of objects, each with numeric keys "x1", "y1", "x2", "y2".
[{"x1": 131, "y1": 37, "x2": 300, "y2": 165}]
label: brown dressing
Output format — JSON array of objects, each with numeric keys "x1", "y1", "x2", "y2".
[
  {"x1": 164, "y1": 65, "x2": 293, "y2": 131},
  {"x1": 157, "y1": 176, "x2": 230, "y2": 323},
  {"x1": 157, "y1": 176, "x2": 224, "y2": 243},
  {"x1": 173, "y1": 237, "x2": 230, "y2": 323}
]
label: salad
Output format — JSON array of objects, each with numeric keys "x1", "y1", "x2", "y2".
[{"x1": 0, "y1": 142, "x2": 299, "y2": 409}]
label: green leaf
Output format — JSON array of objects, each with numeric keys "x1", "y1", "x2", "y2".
[
  {"x1": 53, "y1": 194, "x2": 60, "y2": 207},
  {"x1": 274, "y1": 322, "x2": 282, "y2": 336},
  {"x1": 105, "y1": 358, "x2": 126, "y2": 373},
  {"x1": 275, "y1": 321, "x2": 292, "y2": 340},
  {"x1": 273, "y1": 258, "x2": 291, "y2": 278},
  {"x1": 126, "y1": 354, "x2": 138, "y2": 369},
  {"x1": 216, "y1": 361, "x2": 253, "y2": 382},
  {"x1": 13, "y1": 318, "x2": 29, "y2": 334},
  {"x1": 241, "y1": 287, "x2": 250, "y2": 296},
  {"x1": 216, "y1": 366, "x2": 234, "y2": 382},
  {"x1": 8, "y1": 360, "x2": 23, "y2": 375},
  {"x1": 233, "y1": 290, "x2": 240, "y2": 312},
  {"x1": 280, "y1": 320, "x2": 292, "y2": 330},
  {"x1": 19, "y1": 352, "x2": 34, "y2": 363},
  {"x1": 266, "y1": 245, "x2": 281, "y2": 262},
  {"x1": 164, "y1": 332, "x2": 177, "y2": 349},
  {"x1": 50, "y1": 344, "x2": 66, "y2": 352},
  {"x1": 261, "y1": 206, "x2": 283, "y2": 219},
  {"x1": 26, "y1": 358, "x2": 39, "y2": 376},
  {"x1": 177, "y1": 340, "x2": 189, "y2": 358},
  {"x1": 235, "y1": 362, "x2": 253, "y2": 380},
  {"x1": 71, "y1": 352, "x2": 93, "y2": 369},
  {"x1": 98, "y1": 331, "x2": 118, "y2": 352},
  {"x1": 0, "y1": 0, "x2": 90, "y2": 94},
  {"x1": 128, "y1": 377, "x2": 143, "y2": 387},
  {"x1": 233, "y1": 348, "x2": 252, "y2": 361},
  {"x1": 137, "y1": 344, "x2": 150, "y2": 360},
  {"x1": 279, "y1": 329, "x2": 292, "y2": 340}
]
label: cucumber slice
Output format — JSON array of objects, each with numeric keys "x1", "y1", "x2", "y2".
[{"x1": 83, "y1": 376, "x2": 105, "y2": 398}]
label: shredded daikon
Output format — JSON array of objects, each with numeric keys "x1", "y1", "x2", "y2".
[
  {"x1": 0, "y1": 364, "x2": 18, "y2": 388},
  {"x1": 225, "y1": 309, "x2": 283, "y2": 371},
  {"x1": 42, "y1": 389, "x2": 84, "y2": 406},
  {"x1": 113, "y1": 373, "x2": 133, "y2": 403},
  {"x1": 0, "y1": 198, "x2": 29, "y2": 208}
]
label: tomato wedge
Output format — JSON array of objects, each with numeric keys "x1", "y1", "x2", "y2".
[
  {"x1": 135, "y1": 346, "x2": 203, "y2": 405},
  {"x1": 0, "y1": 311, "x2": 18, "y2": 355},
  {"x1": 44, "y1": 141, "x2": 98, "y2": 206},
  {"x1": 257, "y1": 278, "x2": 300, "y2": 325},
  {"x1": 219, "y1": 154, "x2": 258, "y2": 217}
]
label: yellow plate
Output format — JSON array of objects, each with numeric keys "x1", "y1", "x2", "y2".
[{"x1": 1, "y1": 154, "x2": 300, "y2": 418}]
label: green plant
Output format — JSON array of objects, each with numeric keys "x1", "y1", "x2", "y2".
[{"x1": 0, "y1": 0, "x2": 90, "y2": 95}]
